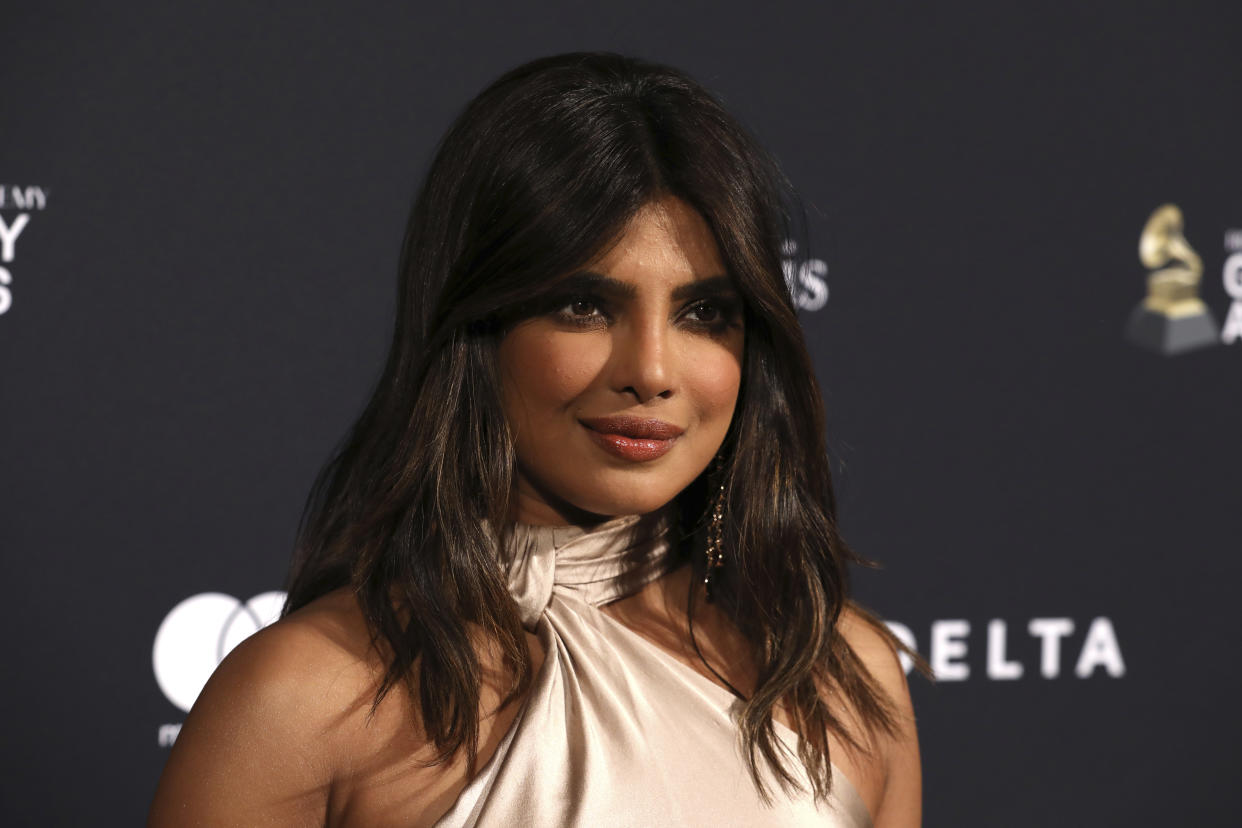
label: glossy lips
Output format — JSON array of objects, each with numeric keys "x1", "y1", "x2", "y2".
[{"x1": 579, "y1": 416, "x2": 684, "y2": 462}]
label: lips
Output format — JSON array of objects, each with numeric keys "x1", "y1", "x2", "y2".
[
  {"x1": 579, "y1": 416, "x2": 684, "y2": 462},
  {"x1": 578, "y1": 416, "x2": 684, "y2": 440}
]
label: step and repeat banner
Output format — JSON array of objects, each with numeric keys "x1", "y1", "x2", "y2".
[{"x1": 2, "y1": 3, "x2": 1239, "y2": 825}]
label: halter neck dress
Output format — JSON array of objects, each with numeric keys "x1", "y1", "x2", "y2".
[{"x1": 432, "y1": 509, "x2": 873, "y2": 827}]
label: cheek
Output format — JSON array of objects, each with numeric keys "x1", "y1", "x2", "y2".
[
  {"x1": 499, "y1": 329, "x2": 604, "y2": 422},
  {"x1": 687, "y1": 343, "x2": 744, "y2": 424}
]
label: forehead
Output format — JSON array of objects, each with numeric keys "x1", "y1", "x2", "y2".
[{"x1": 588, "y1": 196, "x2": 727, "y2": 283}]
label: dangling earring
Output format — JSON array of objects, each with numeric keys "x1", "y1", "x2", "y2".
[{"x1": 704, "y1": 453, "x2": 726, "y2": 603}]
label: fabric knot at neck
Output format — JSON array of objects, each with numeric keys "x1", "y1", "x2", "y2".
[{"x1": 501, "y1": 508, "x2": 678, "y2": 628}]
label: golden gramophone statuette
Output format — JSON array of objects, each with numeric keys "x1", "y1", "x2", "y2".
[{"x1": 1125, "y1": 204, "x2": 1218, "y2": 354}]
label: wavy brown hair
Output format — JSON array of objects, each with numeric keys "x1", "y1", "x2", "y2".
[{"x1": 285, "y1": 51, "x2": 923, "y2": 803}]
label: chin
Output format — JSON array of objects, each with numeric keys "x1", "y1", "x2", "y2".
[{"x1": 569, "y1": 485, "x2": 682, "y2": 519}]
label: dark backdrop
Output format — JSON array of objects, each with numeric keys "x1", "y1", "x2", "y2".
[{"x1": 3, "y1": 2, "x2": 1240, "y2": 825}]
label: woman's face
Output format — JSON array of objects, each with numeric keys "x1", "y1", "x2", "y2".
[{"x1": 498, "y1": 195, "x2": 745, "y2": 525}]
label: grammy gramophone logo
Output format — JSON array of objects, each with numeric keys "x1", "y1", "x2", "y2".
[{"x1": 1124, "y1": 204, "x2": 1219, "y2": 355}]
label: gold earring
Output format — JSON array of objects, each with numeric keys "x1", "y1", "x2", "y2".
[{"x1": 704, "y1": 454, "x2": 726, "y2": 603}]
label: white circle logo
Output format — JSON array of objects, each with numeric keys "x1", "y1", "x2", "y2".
[{"x1": 152, "y1": 591, "x2": 286, "y2": 712}]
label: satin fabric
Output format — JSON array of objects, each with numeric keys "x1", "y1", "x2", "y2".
[{"x1": 434, "y1": 510, "x2": 873, "y2": 827}]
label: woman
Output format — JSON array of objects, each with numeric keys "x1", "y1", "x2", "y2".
[{"x1": 150, "y1": 52, "x2": 923, "y2": 827}]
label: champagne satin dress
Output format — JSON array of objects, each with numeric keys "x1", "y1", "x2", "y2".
[{"x1": 433, "y1": 509, "x2": 873, "y2": 827}]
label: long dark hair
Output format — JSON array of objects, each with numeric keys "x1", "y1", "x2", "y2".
[{"x1": 285, "y1": 51, "x2": 918, "y2": 803}]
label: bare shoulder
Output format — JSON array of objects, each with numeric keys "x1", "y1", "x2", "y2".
[
  {"x1": 150, "y1": 589, "x2": 542, "y2": 826},
  {"x1": 148, "y1": 588, "x2": 383, "y2": 826},
  {"x1": 836, "y1": 602, "x2": 922, "y2": 828}
]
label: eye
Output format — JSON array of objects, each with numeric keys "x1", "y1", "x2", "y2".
[
  {"x1": 685, "y1": 301, "x2": 722, "y2": 324},
  {"x1": 551, "y1": 294, "x2": 609, "y2": 328},
  {"x1": 681, "y1": 297, "x2": 741, "y2": 333},
  {"x1": 567, "y1": 298, "x2": 599, "y2": 318}
]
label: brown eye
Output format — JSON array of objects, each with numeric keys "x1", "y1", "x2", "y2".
[
  {"x1": 552, "y1": 295, "x2": 608, "y2": 328},
  {"x1": 687, "y1": 301, "x2": 720, "y2": 323}
]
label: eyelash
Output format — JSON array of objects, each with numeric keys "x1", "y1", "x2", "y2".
[{"x1": 552, "y1": 294, "x2": 740, "y2": 333}]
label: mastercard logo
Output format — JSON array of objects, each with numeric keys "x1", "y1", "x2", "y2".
[{"x1": 152, "y1": 591, "x2": 286, "y2": 712}]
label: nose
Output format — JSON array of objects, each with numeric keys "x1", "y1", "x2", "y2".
[{"x1": 610, "y1": 315, "x2": 674, "y2": 403}]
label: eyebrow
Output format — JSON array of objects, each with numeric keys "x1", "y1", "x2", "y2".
[{"x1": 558, "y1": 271, "x2": 737, "y2": 301}]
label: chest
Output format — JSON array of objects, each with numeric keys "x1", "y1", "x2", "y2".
[{"x1": 324, "y1": 596, "x2": 881, "y2": 828}]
